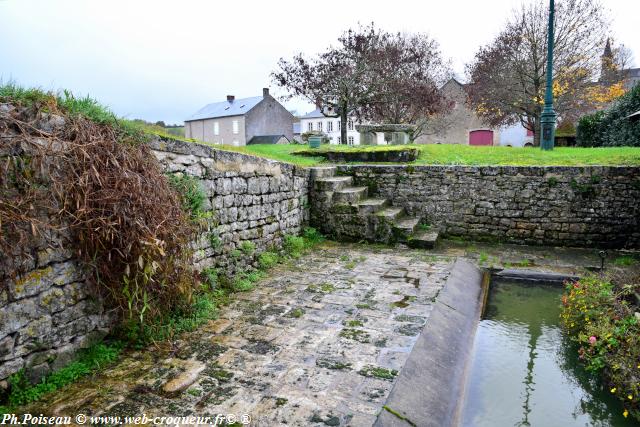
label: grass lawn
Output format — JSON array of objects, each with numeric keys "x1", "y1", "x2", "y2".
[{"x1": 212, "y1": 143, "x2": 640, "y2": 167}]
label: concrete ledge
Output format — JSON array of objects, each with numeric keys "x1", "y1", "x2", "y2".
[
  {"x1": 493, "y1": 268, "x2": 579, "y2": 285},
  {"x1": 375, "y1": 258, "x2": 483, "y2": 427}
]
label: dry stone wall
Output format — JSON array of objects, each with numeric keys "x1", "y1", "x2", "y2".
[
  {"x1": 148, "y1": 137, "x2": 310, "y2": 274},
  {"x1": 0, "y1": 137, "x2": 309, "y2": 384},
  {"x1": 337, "y1": 165, "x2": 640, "y2": 248},
  {"x1": 0, "y1": 229, "x2": 114, "y2": 385}
]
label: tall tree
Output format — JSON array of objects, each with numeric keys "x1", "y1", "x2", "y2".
[
  {"x1": 272, "y1": 24, "x2": 382, "y2": 144},
  {"x1": 272, "y1": 24, "x2": 452, "y2": 143},
  {"x1": 363, "y1": 32, "x2": 453, "y2": 139},
  {"x1": 465, "y1": 0, "x2": 616, "y2": 145}
]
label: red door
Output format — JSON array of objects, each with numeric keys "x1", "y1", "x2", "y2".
[{"x1": 469, "y1": 130, "x2": 494, "y2": 146}]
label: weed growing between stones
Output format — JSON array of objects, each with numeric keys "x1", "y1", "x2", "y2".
[
  {"x1": 286, "y1": 308, "x2": 305, "y2": 318},
  {"x1": 359, "y1": 365, "x2": 398, "y2": 380},
  {"x1": 316, "y1": 357, "x2": 352, "y2": 370},
  {"x1": 339, "y1": 328, "x2": 371, "y2": 343}
]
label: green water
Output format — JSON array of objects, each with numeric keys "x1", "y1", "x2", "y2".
[{"x1": 461, "y1": 280, "x2": 637, "y2": 427}]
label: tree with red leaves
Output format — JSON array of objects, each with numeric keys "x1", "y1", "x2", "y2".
[{"x1": 272, "y1": 24, "x2": 452, "y2": 143}]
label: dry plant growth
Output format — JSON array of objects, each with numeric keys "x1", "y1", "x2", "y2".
[{"x1": 0, "y1": 96, "x2": 197, "y2": 328}]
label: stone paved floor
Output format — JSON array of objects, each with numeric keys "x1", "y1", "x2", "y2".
[
  {"x1": 23, "y1": 240, "x2": 638, "y2": 426},
  {"x1": 26, "y1": 243, "x2": 453, "y2": 426}
]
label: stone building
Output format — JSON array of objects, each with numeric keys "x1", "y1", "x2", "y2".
[
  {"x1": 184, "y1": 88, "x2": 293, "y2": 146},
  {"x1": 418, "y1": 79, "x2": 533, "y2": 147}
]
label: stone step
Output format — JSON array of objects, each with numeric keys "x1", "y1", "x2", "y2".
[
  {"x1": 309, "y1": 166, "x2": 337, "y2": 180},
  {"x1": 375, "y1": 207, "x2": 405, "y2": 222},
  {"x1": 357, "y1": 198, "x2": 389, "y2": 214},
  {"x1": 407, "y1": 230, "x2": 440, "y2": 249},
  {"x1": 315, "y1": 176, "x2": 353, "y2": 191},
  {"x1": 393, "y1": 217, "x2": 421, "y2": 241},
  {"x1": 333, "y1": 186, "x2": 368, "y2": 205}
]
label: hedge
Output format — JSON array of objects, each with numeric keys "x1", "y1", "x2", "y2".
[{"x1": 576, "y1": 83, "x2": 640, "y2": 146}]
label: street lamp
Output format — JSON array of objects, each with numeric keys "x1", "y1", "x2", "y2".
[{"x1": 540, "y1": 0, "x2": 556, "y2": 151}]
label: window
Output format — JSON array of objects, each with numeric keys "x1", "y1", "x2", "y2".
[
  {"x1": 232, "y1": 139, "x2": 239, "y2": 146},
  {"x1": 213, "y1": 122, "x2": 219, "y2": 135},
  {"x1": 337, "y1": 136, "x2": 341, "y2": 144},
  {"x1": 337, "y1": 121, "x2": 341, "y2": 131},
  {"x1": 307, "y1": 122, "x2": 313, "y2": 131},
  {"x1": 327, "y1": 121, "x2": 333, "y2": 132},
  {"x1": 348, "y1": 136, "x2": 354, "y2": 145},
  {"x1": 232, "y1": 120, "x2": 239, "y2": 134},
  {"x1": 317, "y1": 121, "x2": 323, "y2": 131},
  {"x1": 348, "y1": 120, "x2": 354, "y2": 130}
]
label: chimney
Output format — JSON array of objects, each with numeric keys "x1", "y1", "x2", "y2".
[
  {"x1": 227, "y1": 95, "x2": 235, "y2": 102},
  {"x1": 315, "y1": 97, "x2": 322, "y2": 109}
]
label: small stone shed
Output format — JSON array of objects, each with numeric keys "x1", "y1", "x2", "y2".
[{"x1": 356, "y1": 124, "x2": 416, "y2": 145}]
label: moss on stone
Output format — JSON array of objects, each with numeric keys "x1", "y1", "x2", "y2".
[
  {"x1": 359, "y1": 365, "x2": 398, "y2": 380},
  {"x1": 339, "y1": 328, "x2": 370, "y2": 343}
]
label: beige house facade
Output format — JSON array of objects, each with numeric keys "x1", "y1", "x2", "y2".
[{"x1": 185, "y1": 88, "x2": 293, "y2": 146}]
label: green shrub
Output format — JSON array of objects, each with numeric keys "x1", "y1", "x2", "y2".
[
  {"x1": 201, "y1": 267, "x2": 218, "y2": 290},
  {"x1": 166, "y1": 174, "x2": 206, "y2": 218},
  {"x1": 284, "y1": 235, "x2": 306, "y2": 258},
  {"x1": 561, "y1": 276, "x2": 639, "y2": 420},
  {"x1": 258, "y1": 251, "x2": 280, "y2": 269},
  {"x1": 302, "y1": 227, "x2": 325, "y2": 244},
  {"x1": 239, "y1": 241, "x2": 256, "y2": 255},
  {"x1": 576, "y1": 83, "x2": 640, "y2": 147}
]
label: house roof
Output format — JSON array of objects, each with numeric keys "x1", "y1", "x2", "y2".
[
  {"x1": 300, "y1": 108, "x2": 326, "y2": 119},
  {"x1": 185, "y1": 96, "x2": 263, "y2": 121},
  {"x1": 247, "y1": 135, "x2": 289, "y2": 145},
  {"x1": 624, "y1": 68, "x2": 640, "y2": 78}
]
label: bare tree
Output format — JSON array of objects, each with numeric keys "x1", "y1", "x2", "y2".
[
  {"x1": 272, "y1": 24, "x2": 383, "y2": 144},
  {"x1": 466, "y1": 0, "x2": 616, "y2": 145}
]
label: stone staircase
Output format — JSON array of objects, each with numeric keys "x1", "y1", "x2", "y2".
[{"x1": 310, "y1": 167, "x2": 439, "y2": 248}]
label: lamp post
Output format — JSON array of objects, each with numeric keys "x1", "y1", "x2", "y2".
[{"x1": 540, "y1": 0, "x2": 556, "y2": 150}]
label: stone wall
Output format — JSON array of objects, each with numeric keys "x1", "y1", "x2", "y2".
[
  {"x1": 337, "y1": 165, "x2": 640, "y2": 248},
  {"x1": 148, "y1": 137, "x2": 310, "y2": 274},
  {"x1": 0, "y1": 136, "x2": 309, "y2": 384},
  {"x1": 0, "y1": 229, "x2": 114, "y2": 384}
]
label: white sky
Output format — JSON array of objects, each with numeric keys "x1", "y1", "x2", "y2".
[{"x1": 0, "y1": 0, "x2": 638, "y2": 124}]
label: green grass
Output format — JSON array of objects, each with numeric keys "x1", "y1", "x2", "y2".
[
  {"x1": 213, "y1": 143, "x2": 640, "y2": 167},
  {"x1": 0, "y1": 342, "x2": 122, "y2": 412},
  {"x1": 4, "y1": 84, "x2": 637, "y2": 167},
  {"x1": 0, "y1": 83, "x2": 144, "y2": 142},
  {"x1": 614, "y1": 256, "x2": 637, "y2": 266},
  {"x1": 215, "y1": 143, "x2": 323, "y2": 166}
]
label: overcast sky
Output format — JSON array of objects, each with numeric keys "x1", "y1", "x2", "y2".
[{"x1": 0, "y1": 0, "x2": 638, "y2": 124}]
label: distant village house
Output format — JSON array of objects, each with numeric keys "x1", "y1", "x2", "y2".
[{"x1": 184, "y1": 88, "x2": 293, "y2": 146}]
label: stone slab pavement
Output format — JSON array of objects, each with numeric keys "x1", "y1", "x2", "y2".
[{"x1": 24, "y1": 243, "x2": 453, "y2": 427}]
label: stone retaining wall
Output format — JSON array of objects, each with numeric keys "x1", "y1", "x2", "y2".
[
  {"x1": 149, "y1": 138, "x2": 310, "y2": 274},
  {"x1": 0, "y1": 137, "x2": 309, "y2": 384},
  {"x1": 337, "y1": 165, "x2": 640, "y2": 248},
  {"x1": 0, "y1": 230, "x2": 114, "y2": 385}
]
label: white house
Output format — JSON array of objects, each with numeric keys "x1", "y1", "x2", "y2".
[{"x1": 298, "y1": 108, "x2": 361, "y2": 145}]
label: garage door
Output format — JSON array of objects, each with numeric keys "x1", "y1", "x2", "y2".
[{"x1": 469, "y1": 130, "x2": 494, "y2": 146}]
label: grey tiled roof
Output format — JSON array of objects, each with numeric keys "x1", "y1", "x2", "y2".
[
  {"x1": 247, "y1": 135, "x2": 289, "y2": 145},
  {"x1": 300, "y1": 108, "x2": 326, "y2": 119},
  {"x1": 624, "y1": 68, "x2": 640, "y2": 78},
  {"x1": 186, "y1": 96, "x2": 263, "y2": 121}
]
